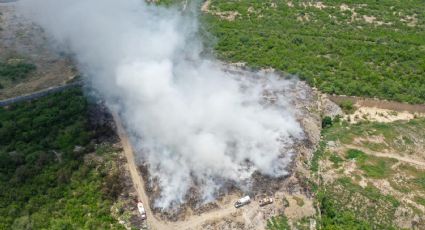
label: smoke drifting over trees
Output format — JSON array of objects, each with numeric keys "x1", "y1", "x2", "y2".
[{"x1": 19, "y1": 0, "x2": 304, "y2": 208}]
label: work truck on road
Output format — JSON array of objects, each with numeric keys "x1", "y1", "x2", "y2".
[
  {"x1": 234, "y1": 196, "x2": 251, "y2": 208},
  {"x1": 137, "y1": 201, "x2": 147, "y2": 220}
]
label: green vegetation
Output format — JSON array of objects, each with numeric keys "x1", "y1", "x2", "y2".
[
  {"x1": 414, "y1": 175, "x2": 425, "y2": 189},
  {"x1": 0, "y1": 61, "x2": 36, "y2": 81},
  {"x1": 204, "y1": 0, "x2": 425, "y2": 103},
  {"x1": 310, "y1": 116, "x2": 425, "y2": 228},
  {"x1": 346, "y1": 149, "x2": 397, "y2": 178},
  {"x1": 338, "y1": 100, "x2": 355, "y2": 114},
  {"x1": 317, "y1": 177, "x2": 399, "y2": 229},
  {"x1": 324, "y1": 118, "x2": 425, "y2": 153},
  {"x1": 321, "y1": 116, "x2": 333, "y2": 128},
  {"x1": 0, "y1": 89, "x2": 122, "y2": 229},
  {"x1": 310, "y1": 141, "x2": 325, "y2": 172},
  {"x1": 359, "y1": 156, "x2": 397, "y2": 179},
  {"x1": 267, "y1": 215, "x2": 290, "y2": 230},
  {"x1": 293, "y1": 196, "x2": 305, "y2": 206},
  {"x1": 338, "y1": 177, "x2": 400, "y2": 208},
  {"x1": 318, "y1": 190, "x2": 374, "y2": 230},
  {"x1": 415, "y1": 196, "x2": 425, "y2": 206},
  {"x1": 329, "y1": 153, "x2": 343, "y2": 167},
  {"x1": 345, "y1": 149, "x2": 366, "y2": 161}
]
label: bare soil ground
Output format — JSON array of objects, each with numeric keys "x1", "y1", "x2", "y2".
[
  {"x1": 0, "y1": 2, "x2": 75, "y2": 100},
  {"x1": 329, "y1": 95, "x2": 425, "y2": 113},
  {"x1": 347, "y1": 106, "x2": 425, "y2": 124}
]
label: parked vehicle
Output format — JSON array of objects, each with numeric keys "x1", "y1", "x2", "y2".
[
  {"x1": 137, "y1": 201, "x2": 147, "y2": 220},
  {"x1": 234, "y1": 196, "x2": 251, "y2": 208},
  {"x1": 259, "y1": 197, "x2": 273, "y2": 206}
]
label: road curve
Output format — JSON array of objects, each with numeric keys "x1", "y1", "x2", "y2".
[{"x1": 0, "y1": 81, "x2": 83, "y2": 107}]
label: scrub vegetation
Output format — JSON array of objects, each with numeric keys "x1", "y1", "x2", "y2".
[
  {"x1": 0, "y1": 61, "x2": 36, "y2": 81},
  {"x1": 312, "y1": 117, "x2": 425, "y2": 229},
  {"x1": 267, "y1": 216, "x2": 290, "y2": 230},
  {"x1": 0, "y1": 60, "x2": 36, "y2": 90},
  {"x1": 202, "y1": 0, "x2": 425, "y2": 103},
  {"x1": 0, "y1": 89, "x2": 123, "y2": 229}
]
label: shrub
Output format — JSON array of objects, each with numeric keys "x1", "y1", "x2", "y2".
[
  {"x1": 0, "y1": 62, "x2": 36, "y2": 81},
  {"x1": 322, "y1": 116, "x2": 333, "y2": 128},
  {"x1": 267, "y1": 216, "x2": 290, "y2": 230},
  {"x1": 339, "y1": 100, "x2": 355, "y2": 114},
  {"x1": 346, "y1": 149, "x2": 366, "y2": 161}
]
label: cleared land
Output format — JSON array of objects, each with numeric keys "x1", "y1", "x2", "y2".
[
  {"x1": 202, "y1": 0, "x2": 425, "y2": 103},
  {"x1": 0, "y1": 2, "x2": 75, "y2": 99}
]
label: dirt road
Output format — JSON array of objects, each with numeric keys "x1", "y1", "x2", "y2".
[
  {"x1": 328, "y1": 95, "x2": 425, "y2": 113},
  {"x1": 345, "y1": 144, "x2": 425, "y2": 168},
  {"x1": 113, "y1": 112, "x2": 242, "y2": 230},
  {"x1": 0, "y1": 81, "x2": 82, "y2": 107}
]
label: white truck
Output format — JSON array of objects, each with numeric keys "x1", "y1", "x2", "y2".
[
  {"x1": 234, "y1": 196, "x2": 251, "y2": 208},
  {"x1": 137, "y1": 201, "x2": 147, "y2": 220}
]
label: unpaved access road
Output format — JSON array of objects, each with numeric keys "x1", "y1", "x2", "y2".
[
  {"x1": 344, "y1": 144, "x2": 425, "y2": 168},
  {"x1": 113, "y1": 112, "x2": 243, "y2": 230}
]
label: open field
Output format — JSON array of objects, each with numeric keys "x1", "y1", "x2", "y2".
[{"x1": 202, "y1": 0, "x2": 425, "y2": 103}]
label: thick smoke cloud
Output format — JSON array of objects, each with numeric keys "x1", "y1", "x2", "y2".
[{"x1": 19, "y1": 0, "x2": 304, "y2": 208}]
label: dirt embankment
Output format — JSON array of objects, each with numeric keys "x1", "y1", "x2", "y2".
[
  {"x1": 328, "y1": 95, "x2": 425, "y2": 124},
  {"x1": 328, "y1": 95, "x2": 425, "y2": 113}
]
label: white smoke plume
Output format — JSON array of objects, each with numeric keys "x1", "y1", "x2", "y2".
[{"x1": 19, "y1": 0, "x2": 304, "y2": 208}]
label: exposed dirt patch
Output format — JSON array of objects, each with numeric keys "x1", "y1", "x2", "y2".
[
  {"x1": 201, "y1": 0, "x2": 239, "y2": 21},
  {"x1": 297, "y1": 13, "x2": 310, "y2": 22},
  {"x1": 0, "y1": 2, "x2": 76, "y2": 100},
  {"x1": 301, "y1": 1, "x2": 327, "y2": 10},
  {"x1": 346, "y1": 106, "x2": 424, "y2": 124},
  {"x1": 283, "y1": 193, "x2": 315, "y2": 221},
  {"x1": 401, "y1": 14, "x2": 418, "y2": 27},
  {"x1": 321, "y1": 128, "x2": 425, "y2": 229},
  {"x1": 287, "y1": 1, "x2": 294, "y2": 8},
  {"x1": 362, "y1": 15, "x2": 392, "y2": 26}
]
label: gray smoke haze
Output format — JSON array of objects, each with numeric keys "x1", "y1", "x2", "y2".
[{"x1": 19, "y1": 0, "x2": 304, "y2": 208}]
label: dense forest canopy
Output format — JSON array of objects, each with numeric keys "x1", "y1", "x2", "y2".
[
  {"x1": 202, "y1": 0, "x2": 425, "y2": 103},
  {"x1": 0, "y1": 89, "x2": 122, "y2": 229}
]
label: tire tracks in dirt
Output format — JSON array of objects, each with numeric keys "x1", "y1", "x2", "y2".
[{"x1": 344, "y1": 144, "x2": 425, "y2": 168}]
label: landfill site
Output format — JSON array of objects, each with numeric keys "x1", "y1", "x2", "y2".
[
  {"x1": 0, "y1": 1, "x2": 343, "y2": 229},
  {"x1": 112, "y1": 67, "x2": 333, "y2": 230}
]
